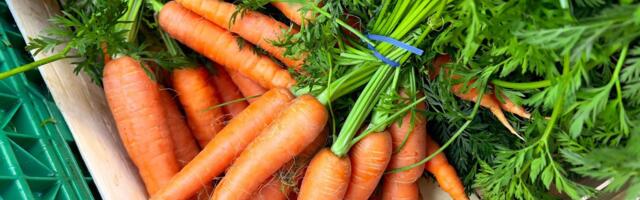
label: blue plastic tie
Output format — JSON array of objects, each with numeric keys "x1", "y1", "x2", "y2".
[{"x1": 365, "y1": 34, "x2": 423, "y2": 67}]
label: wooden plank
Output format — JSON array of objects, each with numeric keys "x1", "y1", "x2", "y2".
[{"x1": 6, "y1": 1, "x2": 147, "y2": 199}]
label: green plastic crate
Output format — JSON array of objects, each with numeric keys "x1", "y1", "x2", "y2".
[{"x1": 0, "y1": 1, "x2": 97, "y2": 199}]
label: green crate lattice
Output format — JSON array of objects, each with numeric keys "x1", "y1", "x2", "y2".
[{"x1": 0, "y1": 1, "x2": 97, "y2": 199}]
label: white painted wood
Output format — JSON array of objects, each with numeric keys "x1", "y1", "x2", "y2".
[{"x1": 6, "y1": 1, "x2": 147, "y2": 199}]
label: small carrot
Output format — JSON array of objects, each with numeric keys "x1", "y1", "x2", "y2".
[
  {"x1": 171, "y1": 67, "x2": 225, "y2": 147},
  {"x1": 424, "y1": 134, "x2": 468, "y2": 200},
  {"x1": 210, "y1": 64, "x2": 248, "y2": 118},
  {"x1": 432, "y1": 55, "x2": 523, "y2": 139},
  {"x1": 158, "y1": 88, "x2": 200, "y2": 167},
  {"x1": 151, "y1": 88, "x2": 294, "y2": 200},
  {"x1": 385, "y1": 102, "x2": 427, "y2": 184},
  {"x1": 228, "y1": 70, "x2": 267, "y2": 103},
  {"x1": 381, "y1": 181, "x2": 420, "y2": 200},
  {"x1": 298, "y1": 148, "x2": 352, "y2": 200},
  {"x1": 158, "y1": 1, "x2": 295, "y2": 89},
  {"x1": 175, "y1": 0, "x2": 305, "y2": 69},
  {"x1": 211, "y1": 95, "x2": 328, "y2": 200},
  {"x1": 344, "y1": 131, "x2": 393, "y2": 200},
  {"x1": 103, "y1": 56, "x2": 179, "y2": 195},
  {"x1": 495, "y1": 90, "x2": 531, "y2": 119},
  {"x1": 272, "y1": 1, "x2": 314, "y2": 25}
]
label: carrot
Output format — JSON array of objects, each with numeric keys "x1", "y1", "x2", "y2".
[
  {"x1": 424, "y1": 134, "x2": 468, "y2": 200},
  {"x1": 252, "y1": 177, "x2": 289, "y2": 200},
  {"x1": 171, "y1": 67, "x2": 225, "y2": 147},
  {"x1": 252, "y1": 129, "x2": 328, "y2": 199},
  {"x1": 158, "y1": 1, "x2": 295, "y2": 89},
  {"x1": 272, "y1": 2, "x2": 313, "y2": 25},
  {"x1": 103, "y1": 56, "x2": 179, "y2": 195},
  {"x1": 344, "y1": 131, "x2": 393, "y2": 200},
  {"x1": 151, "y1": 88, "x2": 294, "y2": 200},
  {"x1": 298, "y1": 148, "x2": 352, "y2": 200},
  {"x1": 381, "y1": 181, "x2": 420, "y2": 200},
  {"x1": 495, "y1": 90, "x2": 531, "y2": 119},
  {"x1": 432, "y1": 55, "x2": 522, "y2": 139},
  {"x1": 385, "y1": 102, "x2": 427, "y2": 184},
  {"x1": 158, "y1": 88, "x2": 200, "y2": 167},
  {"x1": 175, "y1": 0, "x2": 305, "y2": 69},
  {"x1": 210, "y1": 64, "x2": 248, "y2": 118},
  {"x1": 228, "y1": 70, "x2": 267, "y2": 103},
  {"x1": 211, "y1": 95, "x2": 328, "y2": 200}
]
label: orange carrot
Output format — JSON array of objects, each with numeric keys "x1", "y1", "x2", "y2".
[
  {"x1": 151, "y1": 88, "x2": 294, "y2": 200},
  {"x1": 252, "y1": 129, "x2": 328, "y2": 199},
  {"x1": 344, "y1": 131, "x2": 393, "y2": 200},
  {"x1": 298, "y1": 148, "x2": 352, "y2": 200},
  {"x1": 171, "y1": 67, "x2": 225, "y2": 147},
  {"x1": 158, "y1": 88, "x2": 200, "y2": 167},
  {"x1": 381, "y1": 181, "x2": 420, "y2": 200},
  {"x1": 211, "y1": 95, "x2": 328, "y2": 200},
  {"x1": 103, "y1": 56, "x2": 179, "y2": 195},
  {"x1": 272, "y1": 2, "x2": 314, "y2": 25},
  {"x1": 228, "y1": 70, "x2": 267, "y2": 103},
  {"x1": 495, "y1": 90, "x2": 531, "y2": 119},
  {"x1": 158, "y1": 1, "x2": 295, "y2": 89},
  {"x1": 385, "y1": 102, "x2": 427, "y2": 184},
  {"x1": 176, "y1": 0, "x2": 305, "y2": 69},
  {"x1": 210, "y1": 64, "x2": 248, "y2": 118},
  {"x1": 432, "y1": 55, "x2": 522, "y2": 139},
  {"x1": 424, "y1": 134, "x2": 468, "y2": 200}
]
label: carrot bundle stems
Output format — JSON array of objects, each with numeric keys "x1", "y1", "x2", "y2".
[
  {"x1": 151, "y1": 88, "x2": 295, "y2": 200},
  {"x1": 211, "y1": 95, "x2": 328, "y2": 200},
  {"x1": 103, "y1": 56, "x2": 180, "y2": 195}
]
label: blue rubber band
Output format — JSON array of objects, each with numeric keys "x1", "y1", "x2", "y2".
[
  {"x1": 367, "y1": 43, "x2": 400, "y2": 67},
  {"x1": 367, "y1": 34, "x2": 424, "y2": 56}
]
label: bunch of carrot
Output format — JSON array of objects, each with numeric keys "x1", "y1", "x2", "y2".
[{"x1": 1, "y1": 0, "x2": 525, "y2": 199}]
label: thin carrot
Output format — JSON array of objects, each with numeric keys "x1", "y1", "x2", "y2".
[
  {"x1": 171, "y1": 67, "x2": 225, "y2": 147},
  {"x1": 210, "y1": 64, "x2": 248, "y2": 118},
  {"x1": 228, "y1": 70, "x2": 267, "y2": 103},
  {"x1": 272, "y1": 1, "x2": 313, "y2": 25},
  {"x1": 103, "y1": 56, "x2": 179, "y2": 195},
  {"x1": 424, "y1": 134, "x2": 468, "y2": 200},
  {"x1": 211, "y1": 95, "x2": 328, "y2": 200},
  {"x1": 385, "y1": 102, "x2": 427, "y2": 184},
  {"x1": 151, "y1": 88, "x2": 294, "y2": 200},
  {"x1": 175, "y1": 0, "x2": 305, "y2": 69},
  {"x1": 432, "y1": 55, "x2": 522, "y2": 139},
  {"x1": 381, "y1": 181, "x2": 420, "y2": 200},
  {"x1": 495, "y1": 90, "x2": 531, "y2": 119},
  {"x1": 158, "y1": 88, "x2": 200, "y2": 167},
  {"x1": 298, "y1": 148, "x2": 352, "y2": 200},
  {"x1": 344, "y1": 131, "x2": 393, "y2": 200},
  {"x1": 158, "y1": 1, "x2": 295, "y2": 89}
]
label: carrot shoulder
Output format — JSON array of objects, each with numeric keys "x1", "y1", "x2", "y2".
[
  {"x1": 158, "y1": 1, "x2": 295, "y2": 89},
  {"x1": 210, "y1": 64, "x2": 248, "y2": 118},
  {"x1": 344, "y1": 131, "x2": 393, "y2": 200},
  {"x1": 176, "y1": 0, "x2": 305, "y2": 69},
  {"x1": 171, "y1": 67, "x2": 225, "y2": 147},
  {"x1": 103, "y1": 56, "x2": 179, "y2": 195},
  {"x1": 212, "y1": 95, "x2": 328, "y2": 200},
  {"x1": 151, "y1": 88, "x2": 294, "y2": 200},
  {"x1": 298, "y1": 148, "x2": 352, "y2": 200},
  {"x1": 228, "y1": 70, "x2": 267, "y2": 103},
  {"x1": 425, "y1": 134, "x2": 468, "y2": 200},
  {"x1": 158, "y1": 88, "x2": 200, "y2": 167}
]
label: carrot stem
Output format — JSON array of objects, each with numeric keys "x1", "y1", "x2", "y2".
[
  {"x1": 0, "y1": 47, "x2": 70, "y2": 80},
  {"x1": 491, "y1": 79, "x2": 552, "y2": 90}
]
